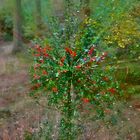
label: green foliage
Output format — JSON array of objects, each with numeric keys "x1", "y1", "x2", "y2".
[
  {"x1": 75, "y1": 18, "x2": 101, "y2": 48},
  {"x1": 115, "y1": 60, "x2": 140, "y2": 99},
  {"x1": 0, "y1": 0, "x2": 53, "y2": 41},
  {"x1": 90, "y1": 0, "x2": 140, "y2": 57},
  {"x1": 29, "y1": 1, "x2": 125, "y2": 139},
  {"x1": 30, "y1": 43, "x2": 122, "y2": 139},
  {"x1": 30, "y1": 20, "x2": 123, "y2": 139},
  {"x1": 0, "y1": 8, "x2": 13, "y2": 40},
  {"x1": 22, "y1": 0, "x2": 52, "y2": 39},
  {"x1": 34, "y1": 120, "x2": 53, "y2": 140},
  {"x1": 24, "y1": 131, "x2": 33, "y2": 140}
]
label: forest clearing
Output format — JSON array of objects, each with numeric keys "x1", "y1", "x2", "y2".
[{"x1": 0, "y1": 0, "x2": 140, "y2": 139}]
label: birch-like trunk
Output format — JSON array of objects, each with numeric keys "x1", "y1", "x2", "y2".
[{"x1": 12, "y1": 0, "x2": 23, "y2": 53}]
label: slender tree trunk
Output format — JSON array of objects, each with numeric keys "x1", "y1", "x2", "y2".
[
  {"x1": 64, "y1": 0, "x2": 74, "y2": 45},
  {"x1": 67, "y1": 79, "x2": 72, "y2": 139},
  {"x1": 80, "y1": 0, "x2": 91, "y2": 18},
  {"x1": 52, "y1": 0, "x2": 64, "y2": 19},
  {"x1": 35, "y1": 0, "x2": 42, "y2": 36},
  {"x1": 13, "y1": 0, "x2": 23, "y2": 53}
]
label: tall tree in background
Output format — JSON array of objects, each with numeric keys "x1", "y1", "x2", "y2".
[
  {"x1": 12, "y1": 0, "x2": 23, "y2": 53},
  {"x1": 35, "y1": 0, "x2": 42, "y2": 36},
  {"x1": 52, "y1": 0, "x2": 64, "y2": 21}
]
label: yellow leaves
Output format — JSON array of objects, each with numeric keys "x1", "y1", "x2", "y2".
[
  {"x1": 104, "y1": 13, "x2": 140, "y2": 48},
  {"x1": 82, "y1": 18, "x2": 98, "y2": 27},
  {"x1": 118, "y1": 42, "x2": 125, "y2": 48},
  {"x1": 84, "y1": 18, "x2": 91, "y2": 24}
]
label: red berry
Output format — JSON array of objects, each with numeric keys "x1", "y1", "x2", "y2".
[{"x1": 82, "y1": 98, "x2": 90, "y2": 103}]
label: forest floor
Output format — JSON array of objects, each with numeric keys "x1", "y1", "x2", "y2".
[
  {"x1": 0, "y1": 42, "x2": 140, "y2": 140},
  {"x1": 0, "y1": 42, "x2": 44, "y2": 139}
]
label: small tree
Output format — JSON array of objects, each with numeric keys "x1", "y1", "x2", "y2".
[{"x1": 30, "y1": 1, "x2": 122, "y2": 139}]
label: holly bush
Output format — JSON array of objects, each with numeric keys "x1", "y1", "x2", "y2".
[
  {"x1": 30, "y1": 2, "x2": 123, "y2": 139},
  {"x1": 30, "y1": 37, "x2": 122, "y2": 139}
]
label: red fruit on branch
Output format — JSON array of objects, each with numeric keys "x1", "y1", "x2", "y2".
[
  {"x1": 34, "y1": 64, "x2": 40, "y2": 70},
  {"x1": 72, "y1": 51, "x2": 77, "y2": 57},
  {"x1": 83, "y1": 58, "x2": 87, "y2": 61},
  {"x1": 39, "y1": 59, "x2": 44, "y2": 63},
  {"x1": 34, "y1": 53, "x2": 41, "y2": 57},
  {"x1": 88, "y1": 47, "x2": 95, "y2": 56},
  {"x1": 65, "y1": 47, "x2": 72, "y2": 54},
  {"x1": 33, "y1": 74, "x2": 40, "y2": 80},
  {"x1": 61, "y1": 57, "x2": 66, "y2": 63},
  {"x1": 37, "y1": 47, "x2": 42, "y2": 53},
  {"x1": 100, "y1": 91, "x2": 106, "y2": 95},
  {"x1": 34, "y1": 45, "x2": 40, "y2": 49},
  {"x1": 90, "y1": 57, "x2": 96, "y2": 62},
  {"x1": 42, "y1": 47, "x2": 47, "y2": 54},
  {"x1": 42, "y1": 70, "x2": 48, "y2": 75},
  {"x1": 65, "y1": 47, "x2": 77, "y2": 57},
  {"x1": 52, "y1": 87, "x2": 58, "y2": 92},
  {"x1": 77, "y1": 79, "x2": 81, "y2": 83},
  {"x1": 31, "y1": 83, "x2": 41, "y2": 90},
  {"x1": 75, "y1": 65, "x2": 81, "y2": 69},
  {"x1": 45, "y1": 45, "x2": 52, "y2": 51},
  {"x1": 100, "y1": 56, "x2": 105, "y2": 60},
  {"x1": 36, "y1": 83, "x2": 41, "y2": 88},
  {"x1": 82, "y1": 98, "x2": 90, "y2": 103},
  {"x1": 59, "y1": 62, "x2": 64, "y2": 66},
  {"x1": 108, "y1": 88, "x2": 116, "y2": 94},
  {"x1": 102, "y1": 52, "x2": 108, "y2": 57},
  {"x1": 102, "y1": 76, "x2": 109, "y2": 82},
  {"x1": 44, "y1": 53, "x2": 49, "y2": 57}
]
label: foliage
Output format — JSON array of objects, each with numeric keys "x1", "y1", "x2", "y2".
[
  {"x1": 90, "y1": 0, "x2": 140, "y2": 54},
  {"x1": 30, "y1": 17, "x2": 123, "y2": 139},
  {"x1": 22, "y1": 0, "x2": 52, "y2": 39},
  {"x1": 0, "y1": 0, "x2": 52, "y2": 41},
  {"x1": 104, "y1": 13, "x2": 140, "y2": 49},
  {"x1": 29, "y1": 1, "x2": 125, "y2": 139},
  {"x1": 131, "y1": 1, "x2": 140, "y2": 22},
  {"x1": 0, "y1": 8, "x2": 13, "y2": 40}
]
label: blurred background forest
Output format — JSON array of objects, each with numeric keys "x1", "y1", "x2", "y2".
[
  {"x1": 0, "y1": 0, "x2": 140, "y2": 55},
  {"x1": 0, "y1": 0, "x2": 140, "y2": 139}
]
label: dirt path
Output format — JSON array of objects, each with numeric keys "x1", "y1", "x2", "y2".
[
  {"x1": 0, "y1": 42, "x2": 14, "y2": 55},
  {"x1": 0, "y1": 43, "x2": 45, "y2": 140}
]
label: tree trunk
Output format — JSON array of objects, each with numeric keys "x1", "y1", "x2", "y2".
[
  {"x1": 80, "y1": 0, "x2": 91, "y2": 18},
  {"x1": 35, "y1": 0, "x2": 42, "y2": 36},
  {"x1": 13, "y1": 0, "x2": 23, "y2": 53}
]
